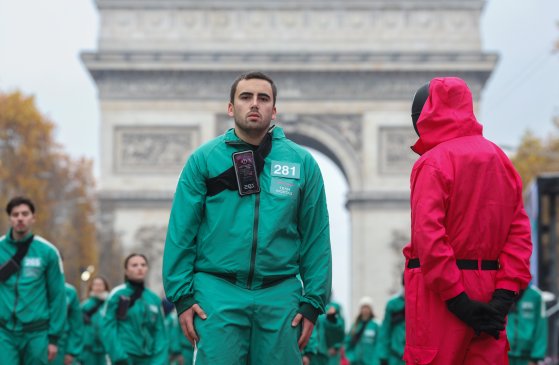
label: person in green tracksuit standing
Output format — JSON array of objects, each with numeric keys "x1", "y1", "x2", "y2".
[
  {"x1": 52, "y1": 282, "x2": 84, "y2": 365},
  {"x1": 163, "y1": 71, "x2": 332, "y2": 365},
  {"x1": 80, "y1": 276, "x2": 110, "y2": 365},
  {"x1": 303, "y1": 301, "x2": 345, "y2": 365},
  {"x1": 378, "y1": 291, "x2": 405, "y2": 365},
  {"x1": 0, "y1": 196, "x2": 67, "y2": 365},
  {"x1": 325, "y1": 301, "x2": 346, "y2": 365},
  {"x1": 345, "y1": 297, "x2": 380, "y2": 365},
  {"x1": 507, "y1": 285, "x2": 548, "y2": 365},
  {"x1": 101, "y1": 253, "x2": 168, "y2": 365}
]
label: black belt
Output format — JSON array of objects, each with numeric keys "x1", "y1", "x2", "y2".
[
  {"x1": 407, "y1": 258, "x2": 499, "y2": 270},
  {"x1": 199, "y1": 271, "x2": 294, "y2": 288}
]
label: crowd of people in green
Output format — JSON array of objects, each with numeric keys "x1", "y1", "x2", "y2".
[{"x1": 0, "y1": 195, "x2": 549, "y2": 365}]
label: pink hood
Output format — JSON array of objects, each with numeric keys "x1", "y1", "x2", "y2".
[{"x1": 412, "y1": 77, "x2": 483, "y2": 155}]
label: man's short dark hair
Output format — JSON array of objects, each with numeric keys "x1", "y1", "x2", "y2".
[
  {"x1": 6, "y1": 196, "x2": 35, "y2": 215},
  {"x1": 230, "y1": 71, "x2": 277, "y2": 106}
]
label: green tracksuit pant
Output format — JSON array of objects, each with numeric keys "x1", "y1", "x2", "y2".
[
  {"x1": 309, "y1": 353, "x2": 329, "y2": 365},
  {"x1": 193, "y1": 272, "x2": 303, "y2": 365},
  {"x1": 181, "y1": 346, "x2": 194, "y2": 365},
  {"x1": 80, "y1": 351, "x2": 108, "y2": 365},
  {"x1": 0, "y1": 326, "x2": 49, "y2": 365}
]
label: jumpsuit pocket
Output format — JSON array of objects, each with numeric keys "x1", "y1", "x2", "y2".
[{"x1": 403, "y1": 345, "x2": 438, "y2": 364}]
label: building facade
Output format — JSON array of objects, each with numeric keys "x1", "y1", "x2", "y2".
[{"x1": 82, "y1": 0, "x2": 496, "y2": 313}]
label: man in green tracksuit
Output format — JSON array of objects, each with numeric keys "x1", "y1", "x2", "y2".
[
  {"x1": 378, "y1": 291, "x2": 405, "y2": 365},
  {"x1": 163, "y1": 71, "x2": 332, "y2": 365},
  {"x1": 0, "y1": 196, "x2": 67, "y2": 365},
  {"x1": 52, "y1": 282, "x2": 84, "y2": 365},
  {"x1": 507, "y1": 285, "x2": 548, "y2": 365}
]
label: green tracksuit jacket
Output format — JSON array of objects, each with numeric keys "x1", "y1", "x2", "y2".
[
  {"x1": 507, "y1": 285, "x2": 548, "y2": 363},
  {"x1": 80, "y1": 295, "x2": 108, "y2": 364},
  {"x1": 345, "y1": 319, "x2": 381, "y2": 365},
  {"x1": 163, "y1": 126, "x2": 332, "y2": 320},
  {"x1": 0, "y1": 228, "x2": 66, "y2": 343},
  {"x1": 378, "y1": 293, "x2": 405, "y2": 365},
  {"x1": 52, "y1": 283, "x2": 84, "y2": 365},
  {"x1": 101, "y1": 282, "x2": 168, "y2": 364}
]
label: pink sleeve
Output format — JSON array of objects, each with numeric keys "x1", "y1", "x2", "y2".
[{"x1": 411, "y1": 163, "x2": 464, "y2": 301}]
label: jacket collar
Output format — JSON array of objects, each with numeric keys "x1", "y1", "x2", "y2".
[
  {"x1": 224, "y1": 125, "x2": 285, "y2": 144},
  {"x1": 4, "y1": 228, "x2": 33, "y2": 245}
]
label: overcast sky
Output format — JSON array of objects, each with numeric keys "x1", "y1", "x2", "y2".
[{"x1": 1, "y1": 0, "x2": 558, "y2": 315}]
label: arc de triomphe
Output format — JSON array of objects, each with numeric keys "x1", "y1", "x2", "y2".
[{"x1": 82, "y1": 0, "x2": 495, "y2": 315}]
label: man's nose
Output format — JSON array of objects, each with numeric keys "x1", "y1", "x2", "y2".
[{"x1": 250, "y1": 96, "x2": 259, "y2": 108}]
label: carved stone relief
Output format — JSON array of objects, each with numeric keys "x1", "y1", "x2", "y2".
[
  {"x1": 389, "y1": 228, "x2": 410, "y2": 292},
  {"x1": 101, "y1": 9, "x2": 480, "y2": 45},
  {"x1": 132, "y1": 225, "x2": 167, "y2": 291},
  {"x1": 114, "y1": 126, "x2": 199, "y2": 173},
  {"x1": 378, "y1": 126, "x2": 418, "y2": 175}
]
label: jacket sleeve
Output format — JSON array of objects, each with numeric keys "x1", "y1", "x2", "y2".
[
  {"x1": 100, "y1": 292, "x2": 128, "y2": 363},
  {"x1": 65, "y1": 286, "x2": 85, "y2": 356},
  {"x1": 47, "y1": 247, "x2": 67, "y2": 344},
  {"x1": 410, "y1": 163, "x2": 464, "y2": 301},
  {"x1": 297, "y1": 154, "x2": 332, "y2": 323},
  {"x1": 531, "y1": 289, "x2": 548, "y2": 360},
  {"x1": 163, "y1": 151, "x2": 208, "y2": 315},
  {"x1": 495, "y1": 171, "x2": 532, "y2": 292}
]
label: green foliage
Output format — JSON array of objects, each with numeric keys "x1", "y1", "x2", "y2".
[{"x1": 512, "y1": 130, "x2": 559, "y2": 188}]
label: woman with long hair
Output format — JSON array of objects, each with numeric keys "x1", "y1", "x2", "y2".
[
  {"x1": 101, "y1": 253, "x2": 168, "y2": 365},
  {"x1": 345, "y1": 297, "x2": 380, "y2": 365}
]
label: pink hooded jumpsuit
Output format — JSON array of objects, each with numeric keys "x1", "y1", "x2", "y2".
[{"x1": 403, "y1": 77, "x2": 532, "y2": 365}]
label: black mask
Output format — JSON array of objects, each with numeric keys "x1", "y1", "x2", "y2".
[{"x1": 411, "y1": 82, "x2": 430, "y2": 136}]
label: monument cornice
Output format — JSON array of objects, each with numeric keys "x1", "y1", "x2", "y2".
[
  {"x1": 82, "y1": 51, "x2": 497, "y2": 72},
  {"x1": 95, "y1": 0, "x2": 484, "y2": 11},
  {"x1": 82, "y1": 61, "x2": 494, "y2": 101}
]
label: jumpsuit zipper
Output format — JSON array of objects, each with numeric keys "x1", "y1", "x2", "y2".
[{"x1": 247, "y1": 193, "x2": 260, "y2": 289}]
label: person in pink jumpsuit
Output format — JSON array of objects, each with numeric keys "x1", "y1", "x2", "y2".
[{"x1": 403, "y1": 77, "x2": 533, "y2": 365}]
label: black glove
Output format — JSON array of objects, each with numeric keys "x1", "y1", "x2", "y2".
[
  {"x1": 380, "y1": 359, "x2": 389, "y2": 365},
  {"x1": 446, "y1": 292, "x2": 505, "y2": 339},
  {"x1": 489, "y1": 289, "x2": 517, "y2": 320}
]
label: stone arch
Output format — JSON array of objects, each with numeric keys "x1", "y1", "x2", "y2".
[{"x1": 279, "y1": 116, "x2": 362, "y2": 192}]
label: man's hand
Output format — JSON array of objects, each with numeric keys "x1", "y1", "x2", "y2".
[
  {"x1": 63, "y1": 354, "x2": 75, "y2": 365},
  {"x1": 47, "y1": 344, "x2": 58, "y2": 361},
  {"x1": 302, "y1": 355, "x2": 311, "y2": 365},
  {"x1": 178, "y1": 303, "x2": 207, "y2": 346},
  {"x1": 291, "y1": 313, "x2": 315, "y2": 350},
  {"x1": 446, "y1": 292, "x2": 505, "y2": 339}
]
